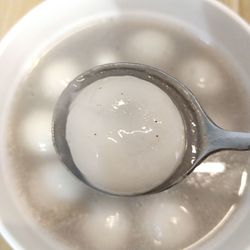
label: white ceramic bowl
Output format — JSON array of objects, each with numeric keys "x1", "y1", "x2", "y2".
[{"x1": 0, "y1": 0, "x2": 250, "y2": 249}]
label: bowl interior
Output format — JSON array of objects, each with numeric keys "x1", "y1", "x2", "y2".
[{"x1": 0, "y1": 0, "x2": 249, "y2": 249}]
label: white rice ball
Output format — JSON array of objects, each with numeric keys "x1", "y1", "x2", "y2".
[
  {"x1": 139, "y1": 197, "x2": 196, "y2": 249},
  {"x1": 81, "y1": 200, "x2": 131, "y2": 250},
  {"x1": 126, "y1": 29, "x2": 175, "y2": 66},
  {"x1": 94, "y1": 49, "x2": 119, "y2": 65},
  {"x1": 29, "y1": 161, "x2": 86, "y2": 208},
  {"x1": 19, "y1": 110, "x2": 54, "y2": 155},
  {"x1": 178, "y1": 57, "x2": 224, "y2": 96},
  {"x1": 40, "y1": 58, "x2": 81, "y2": 101},
  {"x1": 66, "y1": 76, "x2": 185, "y2": 195}
]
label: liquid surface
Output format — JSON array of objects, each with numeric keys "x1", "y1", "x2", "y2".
[
  {"x1": 3, "y1": 15, "x2": 250, "y2": 250},
  {"x1": 66, "y1": 76, "x2": 185, "y2": 195}
]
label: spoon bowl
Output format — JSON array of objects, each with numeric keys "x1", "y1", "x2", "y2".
[{"x1": 52, "y1": 63, "x2": 250, "y2": 196}]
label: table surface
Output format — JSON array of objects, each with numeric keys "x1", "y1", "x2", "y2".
[{"x1": 0, "y1": 0, "x2": 249, "y2": 249}]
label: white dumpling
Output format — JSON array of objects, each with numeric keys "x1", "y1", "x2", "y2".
[
  {"x1": 19, "y1": 110, "x2": 54, "y2": 155},
  {"x1": 138, "y1": 197, "x2": 196, "y2": 249},
  {"x1": 29, "y1": 161, "x2": 87, "y2": 208},
  {"x1": 81, "y1": 200, "x2": 131, "y2": 250},
  {"x1": 126, "y1": 29, "x2": 175, "y2": 66},
  {"x1": 94, "y1": 49, "x2": 119, "y2": 65},
  {"x1": 40, "y1": 58, "x2": 81, "y2": 101},
  {"x1": 178, "y1": 57, "x2": 224, "y2": 96},
  {"x1": 66, "y1": 76, "x2": 185, "y2": 195}
]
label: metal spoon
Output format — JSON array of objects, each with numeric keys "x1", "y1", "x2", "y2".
[{"x1": 52, "y1": 62, "x2": 250, "y2": 196}]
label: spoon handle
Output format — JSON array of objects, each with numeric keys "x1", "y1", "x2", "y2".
[{"x1": 206, "y1": 123, "x2": 250, "y2": 152}]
